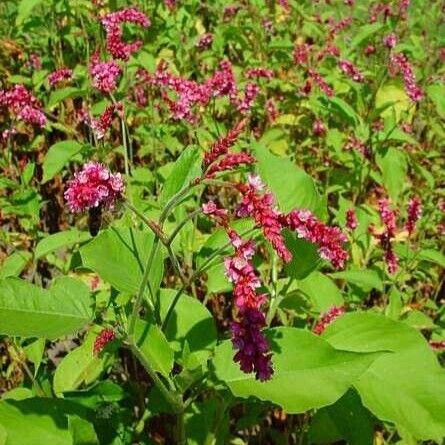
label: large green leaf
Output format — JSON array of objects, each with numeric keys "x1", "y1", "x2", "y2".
[
  {"x1": 283, "y1": 230, "x2": 321, "y2": 280},
  {"x1": 133, "y1": 318, "x2": 174, "y2": 377},
  {"x1": 0, "y1": 277, "x2": 92, "y2": 339},
  {"x1": 0, "y1": 398, "x2": 91, "y2": 445},
  {"x1": 308, "y1": 390, "x2": 375, "y2": 445},
  {"x1": 253, "y1": 142, "x2": 319, "y2": 213},
  {"x1": 323, "y1": 312, "x2": 445, "y2": 441},
  {"x1": 298, "y1": 271, "x2": 344, "y2": 313},
  {"x1": 376, "y1": 148, "x2": 407, "y2": 202},
  {"x1": 53, "y1": 328, "x2": 114, "y2": 394},
  {"x1": 329, "y1": 269, "x2": 383, "y2": 292},
  {"x1": 159, "y1": 289, "x2": 217, "y2": 363},
  {"x1": 160, "y1": 146, "x2": 202, "y2": 204},
  {"x1": 48, "y1": 87, "x2": 85, "y2": 108},
  {"x1": 80, "y1": 227, "x2": 164, "y2": 295},
  {"x1": 42, "y1": 140, "x2": 83, "y2": 183},
  {"x1": 35, "y1": 229, "x2": 91, "y2": 260},
  {"x1": 213, "y1": 327, "x2": 382, "y2": 413},
  {"x1": 427, "y1": 83, "x2": 445, "y2": 119},
  {"x1": 0, "y1": 251, "x2": 31, "y2": 279}
]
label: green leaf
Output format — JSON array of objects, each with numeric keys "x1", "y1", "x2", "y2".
[
  {"x1": 80, "y1": 227, "x2": 164, "y2": 295},
  {"x1": 0, "y1": 398, "x2": 90, "y2": 445},
  {"x1": 253, "y1": 142, "x2": 319, "y2": 213},
  {"x1": 418, "y1": 249, "x2": 445, "y2": 268},
  {"x1": 159, "y1": 289, "x2": 217, "y2": 363},
  {"x1": 160, "y1": 146, "x2": 202, "y2": 205},
  {"x1": 48, "y1": 87, "x2": 85, "y2": 108},
  {"x1": 329, "y1": 269, "x2": 383, "y2": 292},
  {"x1": 53, "y1": 328, "x2": 114, "y2": 394},
  {"x1": 375, "y1": 82, "x2": 413, "y2": 122},
  {"x1": 322, "y1": 97, "x2": 360, "y2": 127},
  {"x1": 35, "y1": 229, "x2": 91, "y2": 259},
  {"x1": 16, "y1": 0, "x2": 44, "y2": 25},
  {"x1": 283, "y1": 230, "x2": 321, "y2": 280},
  {"x1": 427, "y1": 84, "x2": 445, "y2": 119},
  {"x1": 42, "y1": 140, "x2": 83, "y2": 183},
  {"x1": 376, "y1": 148, "x2": 407, "y2": 202},
  {"x1": 298, "y1": 271, "x2": 344, "y2": 313},
  {"x1": 0, "y1": 251, "x2": 31, "y2": 279},
  {"x1": 350, "y1": 23, "x2": 384, "y2": 47},
  {"x1": 213, "y1": 327, "x2": 382, "y2": 413},
  {"x1": 323, "y1": 312, "x2": 445, "y2": 441},
  {"x1": 0, "y1": 277, "x2": 92, "y2": 339},
  {"x1": 68, "y1": 416, "x2": 99, "y2": 445},
  {"x1": 309, "y1": 390, "x2": 375, "y2": 445},
  {"x1": 133, "y1": 318, "x2": 174, "y2": 377}
]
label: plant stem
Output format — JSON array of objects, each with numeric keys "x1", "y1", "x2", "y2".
[
  {"x1": 127, "y1": 340, "x2": 183, "y2": 413},
  {"x1": 123, "y1": 201, "x2": 167, "y2": 242},
  {"x1": 176, "y1": 409, "x2": 186, "y2": 445},
  {"x1": 128, "y1": 236, "x2": 160, "y2": 337}
]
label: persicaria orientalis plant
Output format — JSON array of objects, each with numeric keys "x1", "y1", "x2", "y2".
[{"x1": 0, "y1": 1, "x2": 444, "y2": 444}]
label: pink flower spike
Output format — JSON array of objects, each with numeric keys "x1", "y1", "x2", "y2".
[
  {"x1": 90, "y1": 53, "x2": 122, "y2": 93},
  {"x1": 48, "y1": 68, "x2": 73, "y2": 87},
  {"x1": 101, "y1": 7, "x2": 150, "y2": 61},
  {"x1": 313, "y1": 306, "x2": 346, "y2": 335},
  {"x1": 94, "y1": 328, "x2": 116, "y2": 355},
  {"x1": 405, "y1": 196, "x2": 422, "y2": 236},
  {"x1": 64, "y1": 162, "x2": 125, "y2": 213}
]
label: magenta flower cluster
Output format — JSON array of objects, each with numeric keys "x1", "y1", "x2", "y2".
[
  {"x1": 48, "y1": 68, "x2": 73, "y2": 87},
  {"x1": 149, "y1": 60, "x2": 259, "y2": 122},
  {"x1": 196, "y1": 33, "x2": 213, "y2": 50},
  {"x1": 405, "y1": 196, "x2": 422, "y2": 236},
  {"x1": 203, "y1": 202, "x2": 273, "y2": 381},
  {"x1": 94, "y1": 328, "x2": 116, "y2": 355},
  {"x1": 90, "y1": 53, "x2": 122, "y2": 93},
  {"x1": 64, "y1": 162, "x2": 124, "y2": 213},
  {"x1": 0, "y1": 84, "x2": 46, "y2": 127},
  {"x1": 285, "y1": 209, "x2": 349, "y2": 269},
  {"x1": 370, "y1": 198, "x2": 399, "y2": 274},
  {"x1": 338, "y1": 59, "x2": 364, "y2": 82},
  {"x1": 101, "y1": 8, "x2": 150, "y2": 61},
  {"x1": 313, "y1": 306, "x2": 346, "y2": 335},
  {"x1": 389, "y1": 53, "x2": 423, "y2": 102},
  {"x1": 237, "y1": 175, "x2": 292, "y2": 263}
]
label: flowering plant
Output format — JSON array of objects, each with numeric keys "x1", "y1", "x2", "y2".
[{"x1": 0, "y1": 0, "x2": 444, "y2": 444}]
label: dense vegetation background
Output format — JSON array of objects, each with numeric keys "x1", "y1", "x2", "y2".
[{"x1": 0, "y1": 0, "x2": 444, "y2": 444}]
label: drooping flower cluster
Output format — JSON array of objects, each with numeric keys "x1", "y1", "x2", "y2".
[
  {"x1": 405, "y1": 196, "x2": 422, "y2": 236},
  {"x1": 90, "y1": 53, "x2": 122, "y2": 93},
  {"x1": 203, "y1": 202, "x2": 273, "y2": 381},
  {"x1": 383, "y1": 33, "x2": 397, "y2": 49},
  {"x1": 48, "y1": 68, "x2": 73, "y2": 87},
  {"x1": 338, "y1": 59, "x2": 364, "y2": 82},
  {"x1": 284, "y1": 209, "x2": 349, "y2": 268},
  {"x1": 370, "y1": 198, "x2": 399, "y2": 274},
  {"x1": 204, "y1": 119, "x2": 247, "y2": 167},
  {"x1": 237, "y1": 175, "x2": 292, "y2": 263},
  {"x1": 149, "y1": 60, "x2": 258, "y2": 122},
  {"x1": 345, "y1": 135, "x2": 371, "y2": 158},
  {"x1": 245, "y1": 67, "x2": 274, "y2": 80},
  {"x1": 90, "y1": 102, "x2": 122, "y2": 139},
  {"x1": 94, "y1": 328, "x2": 116, "y2": 355},
  {"x1": 313, "y1": 306, "x2": 346, "y2": 335},
  {"x1": 236, "y1": 83, "x2": 260, "y2": 114},
  {"x1": 389, "y1": 53, "x2": 423, "y2": 102},
  {"x1": 429, "y1": 340, "x2": 445, "y2": 352},
  {"x1": 266, "y1": 98, "x2": 279, "y2": 123},
  {"x1": 164, "y1": 0, "x2": 176, "y2": 10},
  {"x1": 196, "y1": 33, "x2": 213, "y2": 50},
  {"x1": 0, "y1": 84, "x2": 46, "y2": 127},
  {"x1": 308, "y1": 68, "x2": 334, "y2": 97},
  {"x1": 345, "y1": 208, "x2": 358, "y2": 231},
  {"x1": 101, "y1": 8, "x2": 150, "y2": 61},
  {"x1": 293, "y1": 43, "x2": 310, "y2": 65},
  {"x1": 64, "y1": 162, "x2": 125, "y2": 213},
  {"x1": 313, "y1": 118, "x2": 326, "y2": 137}
]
